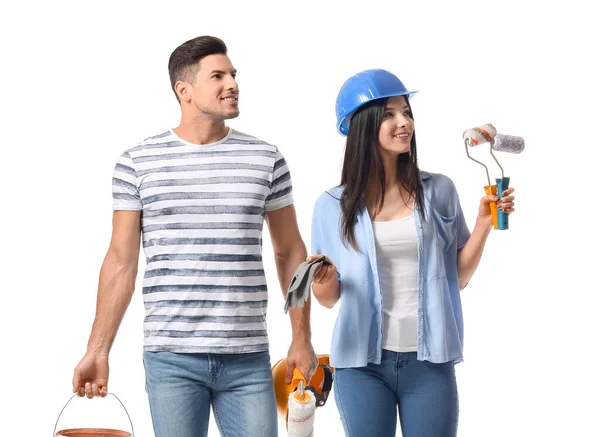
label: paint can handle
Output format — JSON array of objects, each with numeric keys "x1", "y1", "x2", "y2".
[{"x1": 53, "y1": 393, "x2": 134, "y2": 436}]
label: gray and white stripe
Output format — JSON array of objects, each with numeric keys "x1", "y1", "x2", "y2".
[{"x1": 113, "y1": 128, "x2": 293, "y2": 354}]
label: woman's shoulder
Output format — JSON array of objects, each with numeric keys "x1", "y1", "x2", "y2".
[
  {"x1": 318, "y1": 186, "x2": 344, "y2": 202},
  {"x1": 314, "y1": 186, "x2": 344, "y2": 214},
  {"x1": 422, "y1": 171, "x2": 458, "y2": 193}
]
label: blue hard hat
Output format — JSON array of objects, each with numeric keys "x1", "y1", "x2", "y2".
[{"x1": 335, "y1": 69, "x2": 418, "y2": 136}]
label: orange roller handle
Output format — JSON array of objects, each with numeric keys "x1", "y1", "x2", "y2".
[
  {"x1": 484, "y1": 185, "x2": 498, "y2": 229},
  {"x1": 291, "y1": 368, "x2": 311, "y2": 403}
]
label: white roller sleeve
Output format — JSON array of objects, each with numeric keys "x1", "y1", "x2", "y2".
[
  {"x1": 287, "y1": 390, "x2": 316, "y2": 437},
  {"x1": 462, "y1": 123, "x2": 497, "y2": 146}
]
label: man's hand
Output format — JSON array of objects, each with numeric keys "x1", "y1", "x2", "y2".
[
  {"x1": 73, "y1": 353, "x2": 109, "y2": 398},
  {"x1": 285, "y1": 339, "x2": 318, "y2": 384}
]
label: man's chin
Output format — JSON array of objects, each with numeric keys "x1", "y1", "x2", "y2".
[{"x1": 223, "y1": 110, "x2": 240, "y2": 120}]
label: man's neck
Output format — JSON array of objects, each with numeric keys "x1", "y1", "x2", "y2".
[{"x1": 173, "y1": 115, "x2": 229, "y2": 145}]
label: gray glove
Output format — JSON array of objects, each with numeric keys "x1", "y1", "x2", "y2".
[{"x1": 284, "y1": 257, "x2": 330, "y2": 313}]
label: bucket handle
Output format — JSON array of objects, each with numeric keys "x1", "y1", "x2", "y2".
[{"x1": 53, "y1": 393, "x2": 134, "y2": 437}]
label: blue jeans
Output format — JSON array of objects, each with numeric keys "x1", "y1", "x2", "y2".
[
  {"x1": 334, "y1": 350, "x2": 458, "y2": 437},
  {"x1": 143, "y1": 351, "x2": 278, "y2": 437}
]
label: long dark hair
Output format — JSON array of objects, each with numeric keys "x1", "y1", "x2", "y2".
[{"x1": 340, "y1": 96, "x2": 425, "y2": 251}]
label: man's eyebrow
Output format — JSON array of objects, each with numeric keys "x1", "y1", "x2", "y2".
[{"x1": 209, "y1": 69, "x2": 237, "y2": 74}]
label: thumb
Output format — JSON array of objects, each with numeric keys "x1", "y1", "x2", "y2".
[
  {"x1": 482, "y1": 194, "x2": 498, "y2": 205},
  {"x1": 72, "y1": 369, "x2": 81, "y2": 393},
  {"x1": 285, "y1": 362, "x2": 294, "y2": 384}
]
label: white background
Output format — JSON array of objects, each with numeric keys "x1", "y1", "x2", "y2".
[{"x1": 1, "y1": 1, "x2": 598, "y2": 436}]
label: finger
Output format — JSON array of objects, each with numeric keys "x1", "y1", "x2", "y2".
[
  {"x1": 321, "y1": 266, "x2": 337, "y2": 283},
  {"x1": 502, "y1": 187, "x2": 515, "y2": 196},
  {"x1": 99, "y1": 386, "x2": 108, "y2": 397},
  {"x1": 498, "y1": 199, "x2": 514, "y2": 208},
  {"x1": 503, "y1": 207, "x2": 515, "y2": 214},
  {"x1": 308, "y1": 362, "x2": 318, "y2": 382},
  {"x1": 500, "y1": 195, "x2": 515, "y2": 202},
  {"x1": 317, "y1": 265, "x2": 332, "y2": 283},
  {"x1": 92, "y1": 383, "x2": 100, "y2": 398},
  {"x1": 85, "y1": 382, "x2": 94, "y2": 399},
  {"x1": 78, "y1": 387, "x2": 85, "y2": 397},
  {"x1": 321, "y1": 268, "x2": 335, "y2": 284},
  {"x1": 309, "y1": 357, "x2": 319, "y2": 382},
  {"x1": 313, "y1": 267, "x2": 326, "y2": 283},
  {"x1": 497, "y1": 201, "x2": 514, "y2": 209},
  {"x1": 299, "y1": 366, "x2": 312, "y2": 384},
  {"x1": 328, "y1": 265, "x2": 337, "y2": 278}
]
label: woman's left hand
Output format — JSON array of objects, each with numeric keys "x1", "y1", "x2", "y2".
[{"x1": 478, "y1": 187, "x2": 516, "y2": 225}]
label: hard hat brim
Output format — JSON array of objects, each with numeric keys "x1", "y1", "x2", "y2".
[{"x1": 337, "y1": 90, "x2": 418, "y2": 136}]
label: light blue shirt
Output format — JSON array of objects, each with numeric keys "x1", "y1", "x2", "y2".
[{"x1": 311, "y1": 172, "x2": 471, "y2": 368}]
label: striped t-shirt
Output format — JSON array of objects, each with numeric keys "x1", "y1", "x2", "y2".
[{"x1": 112, "y1": 128, "x2": 293, "y2": 354}]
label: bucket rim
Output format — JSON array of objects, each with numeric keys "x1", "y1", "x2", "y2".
[{"x1": 56, "y1": 428, "x2": 132, "y2": 436}]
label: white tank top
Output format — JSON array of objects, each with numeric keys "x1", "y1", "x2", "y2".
[{"x1": 372, "y1": 215, "x2": 419, "y2": 352}]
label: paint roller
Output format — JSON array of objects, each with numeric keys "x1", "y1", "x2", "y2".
[
  {"x1": 463, "y1": 124, "x2": 524, "y2": 230},
  {"x1": 272, "y1": 357, "x2": 334, "y2": 436},
  {"x1": 286, "y1": 372, "x2": 316, "y2": 437}
]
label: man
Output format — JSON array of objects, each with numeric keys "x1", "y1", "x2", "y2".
[{"x1": 72, "y1": 35, "x2": 317, "y2": 437}]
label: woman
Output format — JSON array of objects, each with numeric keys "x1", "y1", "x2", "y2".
[{"x1": 308, "y1": 69, "x2": 515, "y2": 437}]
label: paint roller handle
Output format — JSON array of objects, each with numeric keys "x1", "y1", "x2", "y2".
[
  {"x1": 483, "y1": 185, "x2": 499, "y2": 230},
  {"x1": 496, "y1": 177, "x2": 510, "y2": 230},
  {"x1": 53, "y1": 393, "x2": 135, "y2": 437},
  {"x1": 291, "y1": 368, "x2": 310, "y2": 402}
]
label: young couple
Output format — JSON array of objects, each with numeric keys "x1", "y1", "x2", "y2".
[{"x1": 72, "y1": 35, "x2": 516, "y2": 437}]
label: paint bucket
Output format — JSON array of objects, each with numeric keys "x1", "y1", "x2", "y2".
[{"x1": 53, "y1": 394, "x2": 134, "y2": 437}]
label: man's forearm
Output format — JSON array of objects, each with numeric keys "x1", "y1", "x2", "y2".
[
  {"x1": 86, "y1": 252, "x2": 138, "y2": 355},
  {"x1": 274, "y1": 241, "x2": 310, "y2": 340}
]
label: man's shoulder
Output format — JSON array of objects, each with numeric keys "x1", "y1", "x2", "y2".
[
  {"x1": 226, "y1": 129, "x2": 278, "y2": 151},
  {"x1": 122, "y1": 129, "x2": 176, "y2": 157}
]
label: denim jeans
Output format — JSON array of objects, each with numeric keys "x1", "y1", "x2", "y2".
[
  {"x1": 334, "y1": 350, "x2": 458, "y2": 437},
  {"x1": 143, "y1": 350, "x2": 278, "y2": 437}
]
